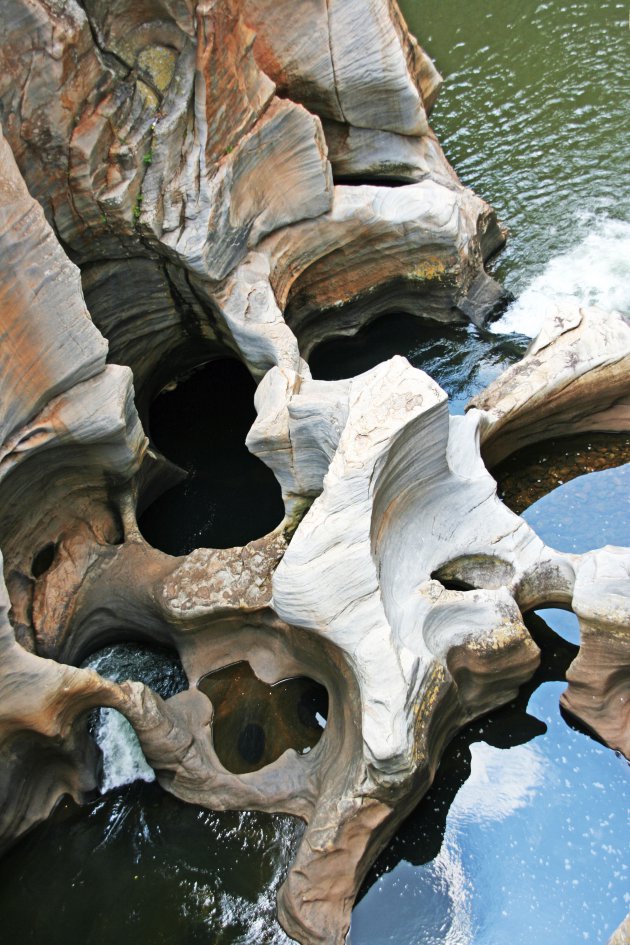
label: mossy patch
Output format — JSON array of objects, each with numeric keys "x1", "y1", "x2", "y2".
[
  {"x1": 410, "y1": 256, "x2": 448, "y2": 281},
  {"x1": 137, "y1": 45, "x2": 177, "y2": 94}
]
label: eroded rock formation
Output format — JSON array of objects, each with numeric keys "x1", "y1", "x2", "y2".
[{"x1": 0, "y1": 2, "x2": 628, "y2": 944}]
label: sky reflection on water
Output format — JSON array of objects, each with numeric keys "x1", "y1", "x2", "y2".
[{"x1": 351, "y1": 674, "x2": 629, "y2": 945}]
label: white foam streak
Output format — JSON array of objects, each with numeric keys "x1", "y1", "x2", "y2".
[
  {"x1": 95, "y1": 707, "x2": 155, "y2": 793},
  {"x1": 493, "y1": 216, "x2": 630, "y2": 337},
  {"x1": 183, "y1": 818, "x2": 301, "y2": 944}
]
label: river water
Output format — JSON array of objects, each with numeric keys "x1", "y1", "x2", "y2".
[
  {"x1": 0, "y1": 2, "x2": 628, "y2": 943},
  {"x1": 401, "y1": 0, "x2": 630, "y2": 308}
]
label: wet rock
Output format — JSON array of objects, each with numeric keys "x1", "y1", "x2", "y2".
[{"x1": 0, "y1": 4, "x2": 628, "y2": 945}]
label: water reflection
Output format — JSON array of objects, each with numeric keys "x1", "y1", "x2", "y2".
[
  {"x1": 351, "y1": 613, "x2": 629, "y2": 944},
  {"x1": 309, "y1": 314, "x2": 528, "y2": 413},
  {"x1": 6, "y1": 615, "x2": 625, "y2": 945},
  {"x1": 495, "y1": 433, "x2": 630, "y2": 516},
  {"x1": 520, "y1": 461, "x2": 630, "y2": 554},
  {"x1": 138, "y1": 359, "x2": 285, "y2": 555}
]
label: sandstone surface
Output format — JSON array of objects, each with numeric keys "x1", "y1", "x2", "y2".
[{"x1": 0, "y1": 2, "x2": 627, "y2": 944}]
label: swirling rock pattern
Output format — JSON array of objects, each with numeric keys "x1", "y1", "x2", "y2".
[{"x1": 0, "y1": 2, "x2": 627, "y2": 944}]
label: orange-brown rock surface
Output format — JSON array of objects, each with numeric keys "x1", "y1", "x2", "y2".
[{"x1": 0, "y1": 3, "x2": 628, "y2": 945}]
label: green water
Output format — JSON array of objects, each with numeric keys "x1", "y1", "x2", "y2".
[
  {"x1": 0, "y1": 4, "x2": 628, "y2": 945},
  {"x1": 311, "y1": 0, "x2": 629, "y2": 395},
  {"x1": 400, "y1": 0, "x2": 630, "y2": 298}
]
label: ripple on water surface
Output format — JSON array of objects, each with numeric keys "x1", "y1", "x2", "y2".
[
  {"x1": 309, "y1": 314, "x2": 528, "y2": 413},
  {"x1": 1, "y1": 3, "x2": 628, "y2": 943},
  {"x1": 0, "y1": 786, "x2": 301, "y2": 945},
  {"x1": 399, "y1": 0, "x2": 630, "y2": 297}
]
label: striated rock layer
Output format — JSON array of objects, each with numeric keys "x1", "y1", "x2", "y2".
[{"x1": 0, "y1": 2, "x2": 628, "y2": 944}]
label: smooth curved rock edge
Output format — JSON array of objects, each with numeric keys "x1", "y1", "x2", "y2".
[
  {"x1": 607, "y1": 913, "x2": 630, "y2": 945},
  {"x1": 0, "y1": 2, "x2": 628, "y2": 944}
]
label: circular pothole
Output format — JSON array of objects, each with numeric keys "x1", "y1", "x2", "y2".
[
  {"x1": 138, "y1": 359, "x2": 285, "y2": 554},
  {"x1": 199, "y1": 661, "x2": 328, "y2": 775}
]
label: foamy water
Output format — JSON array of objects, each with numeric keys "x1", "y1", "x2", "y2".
[
  {"x1": 181, "y1": 812, "x2": 302, "y2": 945},
  {"x1": 93, "y1": 707, "x2": 155, "y2": 793},
  {"x1": 82, "y1": 643, "x2": 187, "y2": 793},
  {"x1": 493, "y1": 216, "x2": 630, "y2": 337}
]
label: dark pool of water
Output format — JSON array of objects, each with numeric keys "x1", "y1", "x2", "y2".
[
  {"x1": 2, "y1": 607, "x2": 626, "y2": 944},
  {"x1": 199, "y1": 662, "x2": 328, "y2": 775},
  {"x1": 138, "y1": 359, "x2": 285, "y2": 555},
  {"x1": 1, "y1": 459, "x2": 628, "y2": 942},
  {"x1": 1, "y1": 4, "x2": 629, "y2": 942},
  {"x1": 309, "y1": 314, "x2": 528, "y2": 413},
  {"x1": 83, "y1": 642, "x2": 188, "y2": 699},
  {"x1": 0, "y1": 785, "x2": 301, "y2": 945},
  {"x1": 1, "y1": 645, "x2": 301, "y2": 944},
  {"x1": 82, "y1": 643, "x2": 189, "y2": 793}
]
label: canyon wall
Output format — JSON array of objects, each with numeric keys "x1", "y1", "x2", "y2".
[{"x1": 0, "y1": 2, "x2": 628, "y2": 943}]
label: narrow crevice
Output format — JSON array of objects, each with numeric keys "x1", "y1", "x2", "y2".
[
  {"x1": 31, "y1": 543, "x2": 57, "y2": 580},
  {"x1": 75, "y1": 0, "x2": 166, "y2": 105},
  {"x1": 74, "y1": 1, "x2": 134, "y2": 83},
  {"x1": 333, "y1": 175, "x2": 413, "y2": 187},
  {"x1": 430, "y1": 574, "x2": 476, "y2": 592},
  {"x1": 324, "y1": 0, "x2": 347, "y2": 123}
]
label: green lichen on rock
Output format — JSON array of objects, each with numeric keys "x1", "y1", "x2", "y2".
[{"x1": 137, "y1": 46, "x2": 177, "y2": 94}]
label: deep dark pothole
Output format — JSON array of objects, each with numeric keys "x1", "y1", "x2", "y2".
[
  {"x1": 82, "y1": 643, "x2": 188, "y2": 701},
  {"x1": 31, "y1": 541, "x2": 56, "y2": 578},
  {"x1": 138, "y1": 359, "x2": 285, "y2": 555},
  {"x1": 199, "y1": 661, "x2": 328, "y2": 775},
  {"x1": 308, "y1": 312, "x2": 528, "y2": 413}
]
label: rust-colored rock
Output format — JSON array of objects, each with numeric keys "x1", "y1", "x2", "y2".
[{"x1": 0, "y1": 3, "x2": 627, "y2": 945}]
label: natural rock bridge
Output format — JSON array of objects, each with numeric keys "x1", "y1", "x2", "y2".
[{"x1": 0, "y1": 2, "x2": 627, "y2": 944}]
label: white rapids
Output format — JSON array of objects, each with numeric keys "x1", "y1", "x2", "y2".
[{"x1": 494, "y1": 215, "x2": 630, "y2": 338}]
